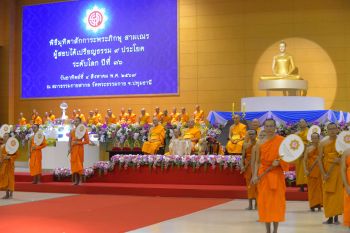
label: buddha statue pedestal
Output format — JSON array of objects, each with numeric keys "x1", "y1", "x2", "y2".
[{"x1": 258, "y1": 79, "x2": 308, "y2": 96}]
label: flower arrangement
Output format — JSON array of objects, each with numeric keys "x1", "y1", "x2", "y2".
[
  {"x1": 284, "y1": 171, "x2": 296, "y2": 186},
  {"x1": 110, "y1": 154, "x2": 241, "y2": 171},
  {"x1": 93, "y1": 161, "x2": 114, "y2": 175},
  {"x1": 13, "y1": 124, "x2": 33, "y2": 146},
  {"x1": 53, "y1": 167, "x2": 71, "y2": 180}
]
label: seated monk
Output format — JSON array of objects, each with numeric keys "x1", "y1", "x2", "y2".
[
  {"x1": 142, "y1": 117, "x2": 165, "y2": 154},
  {"x1": 261, "y1": 40, "x2": 301, "y2": 80},
  {"x1": 139, "y1": 108, "x2": 151, "y2": 126},
  {"x1": 161, "y1": 109, "x2": 172, "y2": 126},
  {"x1": 153, "y1": 106, "x2": 163, "y2": 121},
  {"x1": 18, "y1": 112, "x2": 27, "y2": 126},
  {"x1": 182, "y1": 119, "x2": 201, "y2": 153},
  {"x1": 193, "y1": 104, "x2": 204, "y2": 124},
  {"x1": 226, "y1": 114, "x2": 247, "y2": 154},
  {"x1": 127, "y1": 108, "x2": 137, "y2": 124},
  {"x1": 119, "y1": 107, "x2": 129, "y2": 124}
]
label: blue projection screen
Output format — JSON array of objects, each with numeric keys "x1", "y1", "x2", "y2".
[{"x1": 22, "y1": 0, "x2": 178, "y2": 98}]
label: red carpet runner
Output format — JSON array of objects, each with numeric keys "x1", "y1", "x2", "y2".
[{"x1": 0, "y1": 195, "x2": 230, "y2": 233}]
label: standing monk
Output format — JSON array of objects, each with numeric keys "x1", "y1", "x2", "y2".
[
  {"x1": 318, "y1": 123, "x2": 343, "y2": 224},
  {"x1": 303, "y1": 132, "x2": 322, "y2": 211},
  {"x1": 29, "y1": 124, "x2": 47, "y2": 184},
  {"x1": 296, "y1": 119, "x2": 308, "y2": 191},
  {"x1": 0, "y1": 133, "x2": 18, "y2": 199},
  {"x1": 252, "y1": 119, "x2": 289, "y2": 233},
  {"x1": 69, "y1": 117, "x2": 90, "y2": 185},
  {"x1": 226, "y1": 114, "x2": 246, "y2": 154},
  {"x1": 241, "y1": 129, "x2": 258, "y2": 210},
  {"x1": 141, "y1": 118, "x2": 165, "y2": 154},
  {"x1": 341, "y1": 149, "x2": 350, "y2": 228}
]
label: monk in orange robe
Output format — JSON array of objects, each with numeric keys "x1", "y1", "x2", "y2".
[
  {"x1": 139, "y1": 108, "x2": 151, "y2": 126},
  {"x1": 106, "y1": 109, "x2": 117, "y2": 125},
  {"x1": 94, "y1": 108, "x2": 102, "y2": 124},
  {"x1": 153, "y1": 106, "x2": 163, "y2": 121},
  {"x1": 49, "y1": 110, "x2": 56, "y2": 122},
  {"x1": 183, "y1": 119, "x2": 201, "y2": 153},
  {"x1": 127, "y1": 108, "x2": 137, "y2": 124},
  {"x1": 303, "y1": 132, "x2": 322, "y2": 211},
  {"x1": 341, "y1": 149, "x2": 350, "y2": 228},
  {"x1": 296, "y1": 119, "x2": 308, "y2": 191},
  {"x1": 69, "y1": 117, "x2": 90, "y2": 185},
  {"x1": 87, "y1": 110, "x2": 95, "y2": 125},
  {"x1": 318, "y1": 123, "x2": 343, "y2": 224},
  {"x1": 252, "y1": 119, "x2": 289, "y2": 233},
  {"x1": 241, "y1": 129, "x2": 258, "y2": 210},
  {"x1": 77, "y1": 109, "x2": 86, "y2": 123},
  {"x1": 33, "y1": 111, "x2": 43, "y2": 125},
  {"x1": 170, "y1": 107, "x2": 180, "y2": 124},
  {"x1": 119, "y1": 107, "x2": 129, "y2": 124},
  {"x1": 0, "y1": 133, "x2": 18, "y2": 199},
  {"x1": 18, "y1": 112, "x2": 27, "y2": 126},
  {"x1": 142, "y1": 118, "x2": 165, "y2": 154},
  {"x1": 29, "y1": 124, "x2": 47, "y2": 184},
  {"x1": 179, "y1": 107, "x2": 189, "y2": 125},
  {"x1": 193, "y1": 104, "x2": 204, "y2": 124},
  {"x1": 161, "y1": 109, "x2": 172, "y2": 126},
  {"x1": 226, "y1": 114, "x2": 247, "y2": 154}
]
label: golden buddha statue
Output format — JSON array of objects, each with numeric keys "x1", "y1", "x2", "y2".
[{"x1": 261, "y1": 41, "x2": 301, "y2": 80}]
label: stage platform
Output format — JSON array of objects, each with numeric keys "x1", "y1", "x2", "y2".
[{"x1": 14, "y1": 167, "x2": 307, "y2": 200}]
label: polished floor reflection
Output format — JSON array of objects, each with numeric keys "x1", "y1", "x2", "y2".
[{"x1": 130, "y1": 199, "x2": 348, "y2": 233}]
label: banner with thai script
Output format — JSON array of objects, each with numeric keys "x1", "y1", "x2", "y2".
[{"x1": 22, "y1": 0, "x2": 178, "y2": 98}]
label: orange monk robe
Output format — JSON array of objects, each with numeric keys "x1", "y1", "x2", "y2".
[
  {"x1": 94, "y1": 113, "x2": 102, "y2": 124},
  {"x1": 107, "y1": 114, "x2": 118, "y2": 124},
  {"x1": 153, "y1": 112, "x2": 163, "y2": 121},
  {"x1": 70, "y1": 129, "x2": 90, "y2": 175},
  {"x1": 139, "y1": 113, "x2": 151, "y2": 126},
  {"x1": 19, "y1": 117, "x2": 27, "y2": 126},
  {"x1": 141, "y1": 124, "x2": 165, "y2": 154},
  {"x1": 87, "y1": 116, "x2": 95, "y2": 125},
  {"x1": 161, "y1": 115, "x2": 172, "y2": 126},
  {"x1": 306, "y1": 148, "x2": 323, "y2": 208},
  {"x1": 49, "y1": 114, "x2": 56, "y2": 122},
  {"x1": 180, "y1": 113, "x2": 189, "y2": 124},
  {"x1": 296, "y1": 128, "x2": 308, "y2": 185},
  {"x1": 170, "y1": 112, "x2": 180, "y2": 124},
  {"x1": 193, "y1": 110, "x2": 204, "y2": 124},
  {"x1": 119, "y1": 113, "x2": 129, "y2": 124},
  {"x1": 226, "y1": 123, "x2": 247, "y2": 154},
  {"x1": 344, "y1": 155, "x2": 350, "y2": 227},
  {"x1": 243, "y1": 144, "x2": 257, "y2": 199},
  {"x1": 183, "y1": 127, "x2": 201, "y2": 151},
  {"x1": 127, "y1": 113, "x2": 137, "y2": 124},
  {"x1": 79, "y1": 114, "x2": 86, "y2": 123},
  {"x1": 29, "y1": 136, "x2": 47, "y2": 176},
  {"x1": 258, "y1": 135, "x2": 289, "y2": 223},
  {"x1": 34, "y1": 116, "x2": 43, "y2": 125},
  {"x1": 322, "y1": 141, "x2": 343, "y2": 218},
  {"x1": 0, "y1": 146, "x2": 18, "y2": 192}
]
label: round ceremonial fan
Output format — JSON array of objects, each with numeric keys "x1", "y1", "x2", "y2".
[
  {"x1": 307, "y1": 125, "x2": 321, "y2": 142},
  {"x1": 5, "y1": 137, "x2": 19, "y2": 154},
  {"x1": 335, "y1": 131, "x2": 350, "y2": 154},
  {"x1": 0, "y1": 124, "x2": 11, "y2": 138},
  {"x1": 75, "y1": 124, "x2": 87, "y2": 139},
  {"x1": 278, "y1": 134, "x2": 305, "y2": 163},
  {"x1": 34, "y1": 131, "x2": 44, "y2": 146}
]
